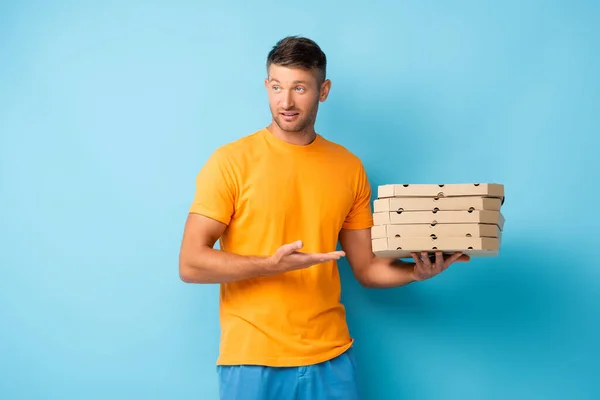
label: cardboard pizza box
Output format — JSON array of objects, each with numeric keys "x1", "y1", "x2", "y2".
[
  {"x1": 377, "y1": 183, "x2": 504, "y2": 202},
  {"x1": 373, "y1": 210, "x2": 505, "y2": 231},
  {"x1": 371, "y1": 223, "x2": 501, "y2": 239},
  {"x1": 372, "y1": 236, "x2": 500, "y2": 258},
  {"x1": 373, "y1": 196, "x2": 502, "y2": 213}
]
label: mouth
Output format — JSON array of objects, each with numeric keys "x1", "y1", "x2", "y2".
[{"x1": 280, "y1": 111, "x2": 300, "y2": 121}]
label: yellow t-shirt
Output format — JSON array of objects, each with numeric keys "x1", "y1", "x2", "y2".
[{"x1": 189, "y1": 127, "x2": 373, "y2": 367}]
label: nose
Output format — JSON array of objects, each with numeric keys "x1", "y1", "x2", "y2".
[{"x1": 281, "y1": 89, "x2": 294, "y2": 109}]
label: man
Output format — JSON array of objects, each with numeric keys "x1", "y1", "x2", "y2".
[{"x1": 179, "y1": 36, "x2": 469, "y2": 400}]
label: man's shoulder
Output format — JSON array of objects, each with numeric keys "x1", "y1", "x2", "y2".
[
  {"x1": 319, "y1": 135, "x2": 364, "y2": 166},
  {"x1": 205, "y1": 129, "x2": 265, "y2": 168},
  {"x1": 213, "y1": 129, "x2": 263, "y2": 155}
]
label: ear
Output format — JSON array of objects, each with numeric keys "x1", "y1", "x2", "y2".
[
  {"x1": 264, "y1": 77, "x2": 269, "y2": 89},
  {"x1": 319, "y1": 79, "x2": 332, "y2": 102}
]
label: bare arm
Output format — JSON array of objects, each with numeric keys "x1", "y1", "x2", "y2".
[
  {"x1": 178, "y1": 214, "x2": 270, "y2": 283},
  {"x1": 338, "y1": 228, "x2": 416, "y2": 288},
  {"x1": 338, "y1": 228, "x2": 469, "y2": 288},
  {"x1": 179, "y1": 213, "x2": 345, "y2": 284}
]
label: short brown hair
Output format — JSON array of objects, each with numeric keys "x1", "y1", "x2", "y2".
[{"x1": 266, "y1": 36, "x2": 327, "y2": 83}]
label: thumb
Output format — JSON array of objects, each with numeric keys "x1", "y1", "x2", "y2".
[{"x1": 280, "y1": 240, "x2": 303, "y2": 255}]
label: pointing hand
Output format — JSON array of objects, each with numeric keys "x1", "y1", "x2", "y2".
[{"x1": 268, "y1": 240, "x2": 345, "y2": 273}]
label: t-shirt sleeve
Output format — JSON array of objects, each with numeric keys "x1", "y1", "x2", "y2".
[
  {"x1": 188, "y1": 148, "x2": 236, "y2": 225},
  {"x1": 342, "y1": 160, "x2": 374, "y2": 230}
]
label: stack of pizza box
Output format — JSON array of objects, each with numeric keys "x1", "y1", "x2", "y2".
[{"x1": 371, "y1": 183, "x2": 505, "y2": 258}]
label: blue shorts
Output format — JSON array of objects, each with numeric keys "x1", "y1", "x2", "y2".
[{"x1": 217, "y1": 347, "x2": 360, "y2": 400}]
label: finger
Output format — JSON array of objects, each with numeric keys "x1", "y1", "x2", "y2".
[
  {"x1": 434, "y1": 251, "x2": 444, "y2": 270},
  {"x1": 280, "y1": 240, "x2": 303, "y2": 255},
  {"x1": 410, "y1": 252, "x2": 424, "y2": 269},
  {"x1": 443, "y1": 252, "x2": 463, "y2": 269},
  {"x1": 457, "y1": 254, "x2": 471, "y2": 262},
  {"x1": 410, "y1": 252, "x2": 427, "y2": 280},
  {"x1": 311, "y1": 251, "x2": 346, "y2": 263},
  {"x1": 322, "y1": 250, "x2": 346, "y2": 259},
  {"x1": 421, "y1": 252, "x2": 433, "y2": 269}
]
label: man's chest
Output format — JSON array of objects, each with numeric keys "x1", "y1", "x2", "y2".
[{"x1": 234, "y1": 155, "x2": 355, "y2": 227}]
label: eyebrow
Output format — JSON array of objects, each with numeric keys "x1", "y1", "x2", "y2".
[{"x1": 269, "y1": 79, "x2": 308, "y2": 84}]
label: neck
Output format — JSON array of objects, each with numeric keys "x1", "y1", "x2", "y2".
[{"x1": 266, "y1": 122, "x2": 317, "y2": 146}]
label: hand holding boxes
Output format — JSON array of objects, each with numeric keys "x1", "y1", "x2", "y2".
[{"x1": 371, "y1": 183, "x2": 505, "y2": 258}]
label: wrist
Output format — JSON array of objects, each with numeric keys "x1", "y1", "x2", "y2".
[
  {"x1": 408, "y1": 266, "x2": 418, "y2": 283},
  {"x1": 260, "y1": 256, "x2": 280, "y2": 275},
  {"x1": 392, "y1": 259, "x2": 418, "y2": 283}
]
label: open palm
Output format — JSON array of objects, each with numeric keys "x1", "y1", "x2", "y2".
[{"x1": 271, "y1": 240, "x2": 346, "y2": 272}]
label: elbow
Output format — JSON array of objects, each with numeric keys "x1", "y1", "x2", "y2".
[
  {"x1": 179, "y1": 263, "x2": 209, "y2": 284},
  {"x1": 179, "y1": 262, "x2": 195, "y2": 283},
  {"x1": 178, "y1": 237, "x2": 216, "y2": 283},
  {"x1": 178, "y1": 253, "x2": 209, "y2": 284},
  {"x1": 358, "y1": 277, "x2": 376, "y2": 288},
  {"x1": 347, "y1": 253, "x2": 380, "y2": 288},
  {"x1": 355, "y1": 271, "x2": 377, "y2": 288},
  {"x1": 354, "y1": 264, "x2": 385, "y2": 288},
  {"x1": 179, "y1": 266, "x2": 194, "y2": 283}
]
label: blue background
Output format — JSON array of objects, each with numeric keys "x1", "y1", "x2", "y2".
[{"x1": 1, "y1": 1, "x2": 599, "y2": 399}]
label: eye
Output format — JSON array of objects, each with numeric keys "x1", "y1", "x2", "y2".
[
  {"x1": 272, "y1": 85, "x2": 280, "y2": 92},
  {"x1": 295, "y1": 87, "x2": 305, "y2": 92}
]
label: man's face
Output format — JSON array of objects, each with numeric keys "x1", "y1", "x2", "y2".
[{"x1": 265, "y1": 64, "x2": 330, "y2": 133}]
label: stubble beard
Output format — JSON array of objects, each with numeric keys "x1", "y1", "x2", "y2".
[{"x1": 272, "y1": 103, "x2": 319, "y2": 134}]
